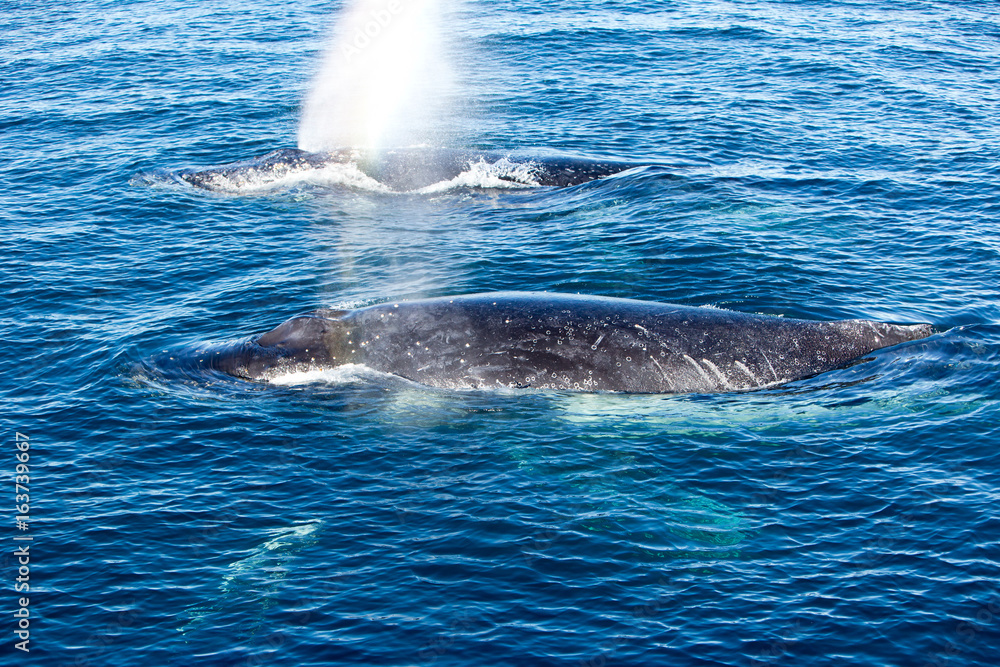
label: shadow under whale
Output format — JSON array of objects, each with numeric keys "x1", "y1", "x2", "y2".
[
  {"x1": 194, "y1": 292, "x2": 933, "y2": 394},
  {"x1": 174, "y1": 148, "x2": 640, "y2": 193}
]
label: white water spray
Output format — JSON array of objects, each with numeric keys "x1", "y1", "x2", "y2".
[{"x1": 298, "y1": 0, "x2": 455, "y2": 152}]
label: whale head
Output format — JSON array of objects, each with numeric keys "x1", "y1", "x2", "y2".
[{"x1": 209, "y1": 309, "x2": 353, "y2": 380}]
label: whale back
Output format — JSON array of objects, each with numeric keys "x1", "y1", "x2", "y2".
[
  {"x1": 175, "y1": 148, "x2": 636, "y2": 192},
  {"x1": 322, "y1": 293, "x2": 932, "y2": 393},
  {"x1": 207, "y1": 293, "x2": 931, "y2": 393},
  {"x1": 176, "y1": 149, "x2": 337, "y2": 191}
]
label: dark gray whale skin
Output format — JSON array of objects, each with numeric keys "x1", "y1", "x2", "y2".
[
  {"x1": 207, "y1": 292, "x2": 933, "y2": 394},
  {"x1": 176, "y1": 148, "x2": 637, "y2": 191}
]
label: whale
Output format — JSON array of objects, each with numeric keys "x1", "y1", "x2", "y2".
[
  {"x1": 174, "y1": 148, "x2": 638, "y2": 192},
  {"x1": 199, "y1": 292, "x2": 933, "y2": 393}
]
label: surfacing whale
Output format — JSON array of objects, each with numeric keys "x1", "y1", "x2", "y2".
[
  {"x1": 175, "y1": 148, "x2": 637, "y2": 192},
  {"x1": 200, "y1": 292, "x2": 933, "y2": 393}
]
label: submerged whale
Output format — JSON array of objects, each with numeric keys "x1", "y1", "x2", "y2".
[
  {"x1": 202, "y1": 292, "x2": 932, "y2": 393},
  {"x1": 175, "y1": 148, "x2": 637, "y2": 192}
]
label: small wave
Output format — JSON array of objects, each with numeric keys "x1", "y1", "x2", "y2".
[{"x1": 696, "y1": 160, "x2": 930, "y2": 186}]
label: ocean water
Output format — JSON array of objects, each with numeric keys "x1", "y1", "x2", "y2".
[{"x1": 3, "y1": 0, "x2": 1000, "y2": 665}]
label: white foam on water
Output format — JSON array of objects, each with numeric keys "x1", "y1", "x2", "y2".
[
  {"x1": 266, "y1": 363, "x2": 395, "y2": 386},
  {"x1": 416, "y1": 157, "x2": 542, "y2": 193},
  {"x1": 298, "y1": 0, "x2": 456, "y2": 152},
  {"x1": 183, "y1": 161, "x2": 392, "y2": 194},
  {"x1": 294, "y1": 163, "x2": 393, "y2": 192},
  {"x1": 184, "y1": 159, "x2": 551, "y2": 195}
]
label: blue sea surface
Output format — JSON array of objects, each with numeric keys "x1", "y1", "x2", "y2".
[{"x1": 3, "y1": 0, "x2": 1000, "y2": 664}]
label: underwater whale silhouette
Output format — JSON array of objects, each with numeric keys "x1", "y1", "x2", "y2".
[{"x1": 196, "y1": 292, "x2": 933, "y2": 393}]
